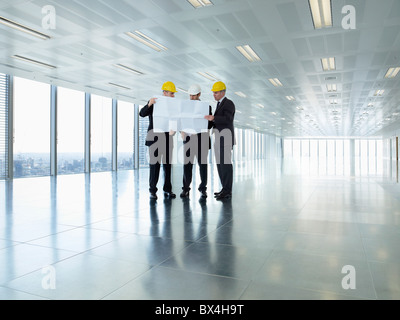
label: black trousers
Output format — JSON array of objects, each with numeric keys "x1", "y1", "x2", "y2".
[
  {"x1": 148, "y1": 137, "x2": 173, "y2": 194},
  {"x1": 182, "y1": 134, "x2": 209, "y2": 192},
  {"x1": 214, "y1": 142, "x2": 233, "y2": 193}
]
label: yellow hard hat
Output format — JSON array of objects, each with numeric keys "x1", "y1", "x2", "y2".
[
  {"x1": 211, "y1": 81, "x2": 227, "y2": 92},
  {"x1": 162, "y1": 81, "x2": 178, "y2": 93}
]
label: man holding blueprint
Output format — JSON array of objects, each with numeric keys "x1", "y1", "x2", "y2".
[
  {"x1": 140, "y1": 81, "x2": 178, "y2": 200},
  {"x1": 179, "y1": 84, "x2": 213, "y2": 199}
]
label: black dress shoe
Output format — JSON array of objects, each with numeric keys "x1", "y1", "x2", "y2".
[
  {"x1": 214, "y1": 190, "x2": 223, "y2": 197},
  {"x1": 180, "y1": 190, "x2": 190, "y2": 198},
  {"x1": 150, "y1": 193, "x2": 158, "y2": 200},
  {"x1": 200, "y1": 191, "x2": 208, "y2": 198},
  {"x1": 164, "y1": 192, "x2": 177, "y2": 199},
  {"x1": 215, "y1": 191, "x2": 232, "y2": 200}
]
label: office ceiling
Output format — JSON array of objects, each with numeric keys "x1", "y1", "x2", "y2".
[{"x1": 0, "y1": 0, "x2": 399, "y2": 138}]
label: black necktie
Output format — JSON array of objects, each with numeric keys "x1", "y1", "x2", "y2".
[{"x1": 216, "y1": 101, "x2": 221, "y2": 112}]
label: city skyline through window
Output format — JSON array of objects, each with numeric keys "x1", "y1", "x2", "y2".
[
  {"x1": 13, "y1": 77, "x2": 51, "y2": 178},
  {"x1": 57, "y1": 87, "x2": 85, "y2": 175},
  {"x1": 91, "y1": 94, "x2": 112, "y2": 172},
  {"x1": 117, "y1": 100, "x2": 134, "y2": 170}
]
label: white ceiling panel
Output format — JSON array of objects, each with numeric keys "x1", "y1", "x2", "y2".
[{"x1": 0, "y1": 0, "x2": 399, "y2": 137}]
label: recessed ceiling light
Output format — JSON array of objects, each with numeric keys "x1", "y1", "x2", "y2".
[
  {"x1": 187, "y1": 0, "x2": 213, "y2": 8},
  {"x1": 384, "y1": 67, "x2": 400, "y2": 79},
  {"x1": 126, "y1": 31, "x2": 168, "y2": 52},
  {"x1": 326, "y1": 84, "x2": 337, "y2": 92},
  {"x1": 321, "y1": 57, "x2": 336, "y2": 71},
  {"x1": 236, "y1": 45, "x2": 261, "y2": 62},
  {"x1": 269, "y1": 78, "x2": 283, "y2": 87},
  {"x1": 257, "y1": 104, "x2": 265, "y2": 109},
  {"x1": 374, "y1": 89, "x2": 385, "y2": 96},
  {"x1": 12, "y1": 55, "x2": 56, "y2": 69},
  {"x1": 0, "y1": 15, "x2": 51, "y2": 40},
  {"x1": 309, "y1": 0, "x2": 332, "y2": 29},
  {"x1": 286, "y1": 96, "x2": 295, "y2": 101}
]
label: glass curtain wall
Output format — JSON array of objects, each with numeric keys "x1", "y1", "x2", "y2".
[
  {"x1": 13, "y1": 77, "x2": 51, "y2": 178},
  {"x1": 57, "y1": 87, "x2": 85, "y2": 174},
  {"x1": 91, "y1": 94, "x2": 112, "y2": 172},
  {"x1": 284, "y1": 138, "x2": 383, "y2": 176},
  {"x1": 117, "y1": 100, "x2": 134, "y2": 170}
]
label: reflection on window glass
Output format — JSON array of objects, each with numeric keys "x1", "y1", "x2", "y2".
[
  {"x1": 14, "y1": 77, "x2": 50, "y2": 178},
  {"x1": 57, "y1": 87, "x2": 85, "y2": 175},
  {"x1": 91, "y1": 95, "x2": 112, "y2": 172},
  {"x1": 118, "y1": 101, "x2": 134, "y2": 170}
]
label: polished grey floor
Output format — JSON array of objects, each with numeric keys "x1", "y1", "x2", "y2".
[{"x1": 0, "y1": 159, "x2": 400, "y2": 300}]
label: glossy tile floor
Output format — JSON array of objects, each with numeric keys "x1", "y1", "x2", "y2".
[{"x1": 0, "y1": 159, "x2": 400, "y2": 300}]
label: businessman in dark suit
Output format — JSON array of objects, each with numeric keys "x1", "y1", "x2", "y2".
[
  {"x1": 180, "y1": 84, "x2": 213, "y2": 199},
  {"x1": 205, "y1": 81, "x2": 236, "y2": 200},
  {"x1": 139, "y1": 81, "x2": 177, "y2": 200}
]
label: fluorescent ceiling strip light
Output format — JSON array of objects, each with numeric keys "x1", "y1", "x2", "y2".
[
  {"x1": 385, "y1": 67, "x2": 400, "y2": 79},
  {"x1": 374, "y1": 89, "x2": 385, "y2": 96},
  {"x1": 0, "y1": 16, "x2": 51, "y2": 40},
  {"x1": 108, "y1": 82, "x2": 131, "y2": 90},
  {"x1": 326, "y1": 84, "x2": 337, "y2": 92},
  {"x1": 177, "y1": 87, "x2": 188, "y2": 93},
  {"x1": 269, "y1": 78, "x2": 283, "y2": 87},
  {"x1": 309, "y1": 0, "x2": 333, "y2": 29},
  {"x1": 198, "y1": 71, "x2": 219, "y2": 81},
  {"x1": 257, "y1": 104, "x2": 265, "y2": 109},
  {"x1": 187, "y1": 0, "x2": 213, "y2": 8},
  {"x1": 286, "y1": 96, "x2": 295, "y2": 101},
  {"x1": 235, "y1": 91, "x2": 247, "y2": 98},
  {"x1": 126, "y1": 31, "x2": 168, "y2": 52},
  {"x1": 12, "y1": 55, "x2": 56, "y2": 69},
  {"x1": 321, "y1": 57, "x2": 336, "y2": 71},
  {"x1": 114, "y1": 64, "x2": 144, "y2": 75},
  {"x1": 236, "y1": 45, "x2": 261, "y2": 62}
]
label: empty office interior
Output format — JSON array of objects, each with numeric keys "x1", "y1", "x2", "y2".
[{"x1": 0, "y1": 0, "x2": 400, "y2": 301}]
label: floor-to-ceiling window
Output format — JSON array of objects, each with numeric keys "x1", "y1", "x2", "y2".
[
  {"x1": 57, "y1": 87, "x2": 85, "y2": 175},
  {"x1": 91, "y1": 94, "x2": 112, "y2": 172},
  {"x1": 13, "y1": 77, "x2": 51, "y2": 178},
  {"x1": 284, "y1": 138, "x2": 383, "y2": 177},
  {"x1": 117, "y1": 100, "x2": 134, "y2": 170},
  {"x1": 0, "y1": 73, "x2": 8, "y2": 179}
]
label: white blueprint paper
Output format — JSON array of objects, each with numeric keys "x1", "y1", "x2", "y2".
[{"x1": 153, "y1": 96, "x2": 209, "y2": 133}]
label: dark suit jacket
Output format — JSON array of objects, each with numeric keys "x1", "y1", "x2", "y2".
[
  {"x1": 212, "y1": 97, "x2": 236, "y2": 147},
  {"x1": 139, "y1": 102, "x2": 170, "y2": 147}
]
